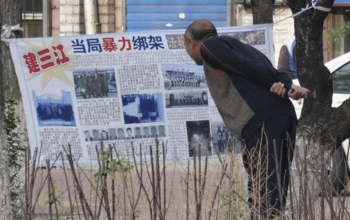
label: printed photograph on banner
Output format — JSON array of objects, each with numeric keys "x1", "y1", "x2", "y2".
[
  {"x1": 72, "y1": 68, "x2": 117, "y2": 99},
  {"x1": 142, "y1": 125, "x2": 166, "y2": 139},
  {"x1": 165, "y1": 90, "x2": 208, "y2": 108},
  {"x1": 210, "y1": 122, "x2": 241, "y2": 155},
  {"x1": 186, "y1": 120, "x2": 212, "y2": 157},
  {"x1": 161, "y1": 63, "x2": 206, "y2": 90},
  {"x1": 83, "y1": 125, "x2": 167, "y2": 142},
  {"x1": 84, "y1": 127, "x2": 124, "y2": 141},
  {"x1": 134, "y1": 127, "x2": 142, "y2": 139},
  {"x1": 140, "y1": 125, "x2": 167, "y2": 138},
  {"x1": 108, "y1": 128, "x2": 118, "y2": 140},
  {"x1": 32, "y1": 90, "x2": 76, "y2": 127},
  {"x1": 92, "y1": 129, "x2": 101, "y2": 141},
  {"x1": 82, "y1": 129, "x2": 110, "y2": 142},
  {"x1": 116, "y1": 127, "x2": 126, "y2": 140},
  {"x1": 100, "y1": 129, "x2": 109, "y2": 141},
  {"x1": 122, "y1": 93, "x2": 164, "y2": 124},
  {"x1": 133, "y1": 125, "x2": 166, "y2": 139}
]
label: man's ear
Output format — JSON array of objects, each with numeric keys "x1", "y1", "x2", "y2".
[
  {"x1": 192, "y1": 39, "x2": 199, "y2": 49},
  {"x1": 186, "y1": 38, "x2": 196, "y2": 49},
  {"x1": 185, "y1": 39, "x2": 192, "y2": 48}
]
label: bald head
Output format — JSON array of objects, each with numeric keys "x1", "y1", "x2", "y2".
[
  {"x1": 184, "y1": 20, "x2": 218, "y2": 65},
  {"x1": 184, "y1": 19, "x2": 218, "y2": 42}
]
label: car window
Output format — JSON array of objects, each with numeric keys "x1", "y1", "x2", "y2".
[{"x1": 332, "y1": 62, "x2": 350, "y2": 94}]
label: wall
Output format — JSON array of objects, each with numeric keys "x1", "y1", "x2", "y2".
[
  {"x1": 53, "y1": 0, "x2": 293, "y2": 54},
  {"x1": 51, "y1": 0, "x2": 60, "y2": 36},
  {"x1": 98, "y1": 0, "x2": 115, "y2": 33},
  {"x1": 54, "y1": 0, "x2": 120, "y2": 36},
  {"x1": 53, "y1": 2, "x2": 337, "y2": 63},
  {"x1": 115, "y1": 0, "x2": 124, "y2": 32},
  {"x1": 59, "y1": 0, "x2": 84, "y2": 36}
]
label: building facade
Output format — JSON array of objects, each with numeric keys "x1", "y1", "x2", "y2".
[{"x1": 22, "y1": 0, "x2": 350, "y2": 62}]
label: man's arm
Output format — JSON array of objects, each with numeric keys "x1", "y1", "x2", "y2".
[
  {"x1": 201, "y1": 36, "x2": 293, "y2": 92},
  {"x1": 270, "y1": 82, "x2": 309, "y2": 99}
]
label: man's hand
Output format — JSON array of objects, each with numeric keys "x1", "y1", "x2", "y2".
[
  {"x1": 270, "y1": 82, "x2": 309, "y2": 100},
  {"x1": 270, "y1": 82, "x2": 286, "y2": 98},
  {"x1": 288, "y1": 84, "x2": 309, "y2": 100}
]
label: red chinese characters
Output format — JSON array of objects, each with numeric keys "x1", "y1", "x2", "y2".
[
  {"x1": 118, "y1": 37, "x2": 132, "y2": 51},
  {"x1": 23, "y1": 44, "x2": 70, "y2": 74},
  {"x1": 52, "y1": 44, "x2": 70, "y2": 65},
  {"x1": 102, "y1": 37, "x2": 117, "y2": 52},
  {"x1": 23, "y1": 52, "x2": 41, "y2": 74},
  {"x1": 37, "y1": 48, "x2": 55, "y2": 70}
]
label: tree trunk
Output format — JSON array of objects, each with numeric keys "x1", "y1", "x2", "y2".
[
  {"x1": 0, "y1": 1, "x2": 22, "y2": 97},
  {"x1": 0, "y1": 20, "x2": 13, "y2": 220},
  {"x1": 251, "y1": 0, "x2": 350, "y2": 218},
  {"x1": 286, "y1": 0, "x2": 350, "y2": 219},
  {"x1": 0, "y1": 0, "x2": 24, "y2": 219},
  {"x1": 251, "y1": 0, "x2": 275, "y2": 24},
  {"x1": 0, "y1": 42, "x2": 11, "y2": 220}
]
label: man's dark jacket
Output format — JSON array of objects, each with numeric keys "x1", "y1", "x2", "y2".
[{"x1": 200, "y1": 36, "x2": 297, "y2": 141}]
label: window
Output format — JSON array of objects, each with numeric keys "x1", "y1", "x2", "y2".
[
  {"x1": 333, "y1": 62, "x2": 350, "y2": 94},
  {"x1": 23, "y1": 0, "x2": 43, "y2": 13},
  {"x1": 22, "y1": 0, "x2": 43, "y2": 37}
]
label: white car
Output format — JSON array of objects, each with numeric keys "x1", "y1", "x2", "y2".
[{"x1": 292, "y1": 51, "x2": 350, "y2": 194}]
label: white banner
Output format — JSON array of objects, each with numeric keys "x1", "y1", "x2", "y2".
[{"x1": 8, "y1": 24, "x2": 274, "y2": 165}]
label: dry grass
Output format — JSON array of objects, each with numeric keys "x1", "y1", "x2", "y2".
[{"x1": 16, "y1": 140, "x2": 350, "y2": 220}]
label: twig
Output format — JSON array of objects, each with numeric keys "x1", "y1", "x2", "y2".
[
  {"x1": 155, "y1": 139, "x2": 162, "y2": 220},
  {"x1": 162, "y1": 142, "x2": 167, "y2": 218},
  {"x1": 26, "y1": 146, "x2": 38, "y2": 219},
  {"x1": 193, "y1": 148, "x2": 198, "y2": 220},
  {"x1": 63, "y1": 144, "x2": 94, "y2": 219},
  {"x1": 125, "y1": 143, "x2": 143, "y2": 219},
  {"x1": 208, "y1": 163, "x2": 228, "y2": 220},
  {"x1": 186, "y1": 158, "x2": 190, "y2": 220},
  {"x1": 150, "y1": 145, "x2": 157, "y2": 220},
  {"x1": 46, "y1": 160, "x2": 53, "y2": 220},
  {"x1": 94, "y1": 144, "x2": 103, "y2": 220},
  {"x1": 100, "y1": 141, "x2": 111, "y2": 220},
  {"x1": 60, "y1": 152, "x2": 74, "y2": 220},
  {"x1": 130, "y1": 144, "x2": 152, "y2": 220},
  {"x1": 31, "y1": 150, "x2": 61, "y2": 216},
  {"x1": 199, "y1": 147, "x2": 209, "y2": 219},
  {"x1": 110, "y1": 144, "x2": 116, "y2": 220}
]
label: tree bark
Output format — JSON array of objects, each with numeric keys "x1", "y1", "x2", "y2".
[
  {"x1": 0, "y1": 37, "x2": 12, "y2": 220},
  {"x1": 0, "y1": 0, "x2": 24, "y2": 219},
  {"x1": 251, "y1": 0, "x2": 275, "y2": 24},
  {"x1": 0, "y1": 19, "x2": 13, "y2": 220},
  {"x1": 251, "y1": 0, "x2": 350, "y2": 218},
  {"x1": 286, "y1": 0, "x2": 350, "y2": 219}
]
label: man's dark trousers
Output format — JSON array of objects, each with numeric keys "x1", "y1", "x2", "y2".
[{"x1": 242, "y1": 115, "x2": 297, "y2": 219}]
